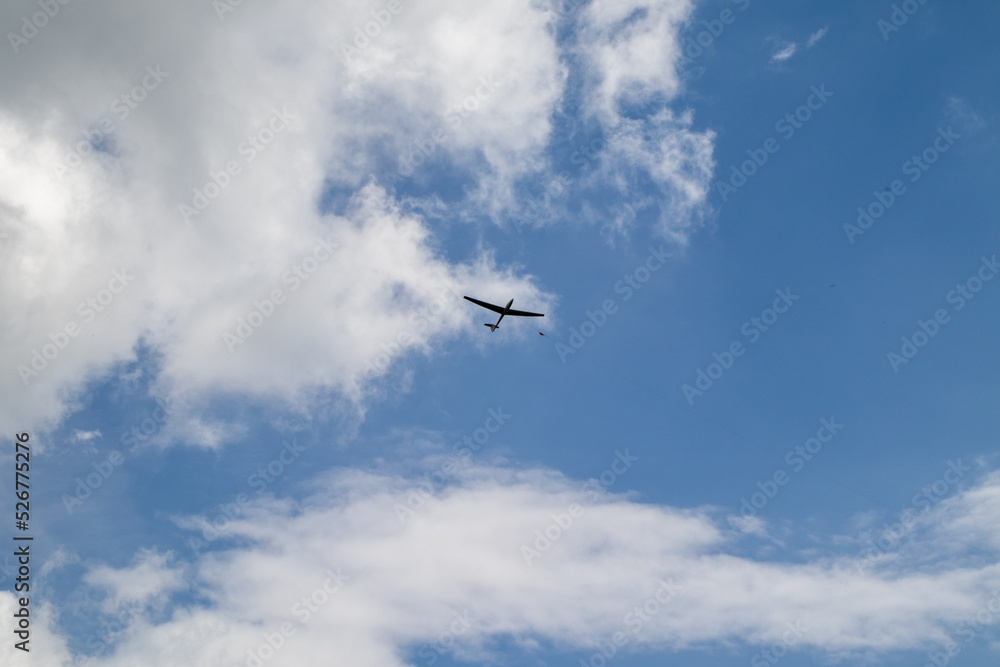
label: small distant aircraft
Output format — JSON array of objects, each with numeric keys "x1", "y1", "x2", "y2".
[{"x1": 464, "y1": 296, "x2": 544, "y2": 332}]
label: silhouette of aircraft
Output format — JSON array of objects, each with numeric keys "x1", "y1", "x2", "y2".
[{"x1": 464, "y1": 296, "x2": 544, "y2": 332}]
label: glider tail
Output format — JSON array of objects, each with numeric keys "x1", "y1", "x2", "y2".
[{"x1": 485, "y1": 323, "x2": 498, "y2": 332}]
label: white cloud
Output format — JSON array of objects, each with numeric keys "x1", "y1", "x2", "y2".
[
  {"x1": 766, "y1": 27, "x2": 826, "y2": 65},
  {"x1": 575, "y1": 0, "x2": 715, "y2": 241},
  {"x1": 0, "y1": 597, "x2": 71, "y2": 667},
  {"x1": 769, "y1": 42, "x2": 798, "y2": 63},
  {"x1": 807, "y1": 26, "x2": 829, "y2": 48},
  {"x1": 945, "y1": 96, "x2": 987, "y2": 133},
  {"x1": 15, "y1": 461, "x2": 1000, "y2": 666},
  {"x1": 38, "y1": 546, "x2": 81, "y2": 579},
  {"x1": 0, "y1": 0, "x2": 711, "y2": 438},
  {"x1": 83, "y1": 548, "x2": 186, "y2": 614}
]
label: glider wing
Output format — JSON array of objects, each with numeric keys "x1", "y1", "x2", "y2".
[
  {"x1": 506, "y1": 308, "x2": 544, "y2": 317},
  {"x1": 463, "y1": 296, "x2": 506, "y2": 314}
]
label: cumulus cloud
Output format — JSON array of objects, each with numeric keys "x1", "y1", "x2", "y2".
[
  {"x1": 0, "y1": 0, "x2": 712, "y2": 438},
  {"x1": 1, "y1": 597, "x2": 70, "y2": 667},
  {"x1": 575, "y1": 0, "x2": 715, "y2": 241},
  {"x1": 83, "y1": 548, "x2": 186, "y2": 614},
  {"x1": 9, "y1": 461, "x2": 1000, "y2": 666}
]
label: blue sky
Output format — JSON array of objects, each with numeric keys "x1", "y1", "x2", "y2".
[{"x1": 2, "y1": 1, "x2": 1000, "y2": 666}]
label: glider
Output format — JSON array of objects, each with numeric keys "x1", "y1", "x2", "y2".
[{"x1": 464, "y1": 296, "x2": 544, "y2": 332}]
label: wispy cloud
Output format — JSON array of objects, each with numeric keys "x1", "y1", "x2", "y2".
[
  {"x1": 770, "y1": 42, "x2": 798, "y2": 63},
  {"x1": 945, "y1": 96, "x2": 987, "y2": 133},
  {"x1": 769, "y1": 26, "x2": 828, "y2": 64},
  {"x1": 83, "y1": 548, "x2": 185, "y2": 614},
  {"x1": 807, "y1": 26, "x2": 829, "y2": 47},
  {"x1": 9, "y1": 462, "x2": 1000, "y2": 666}
]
